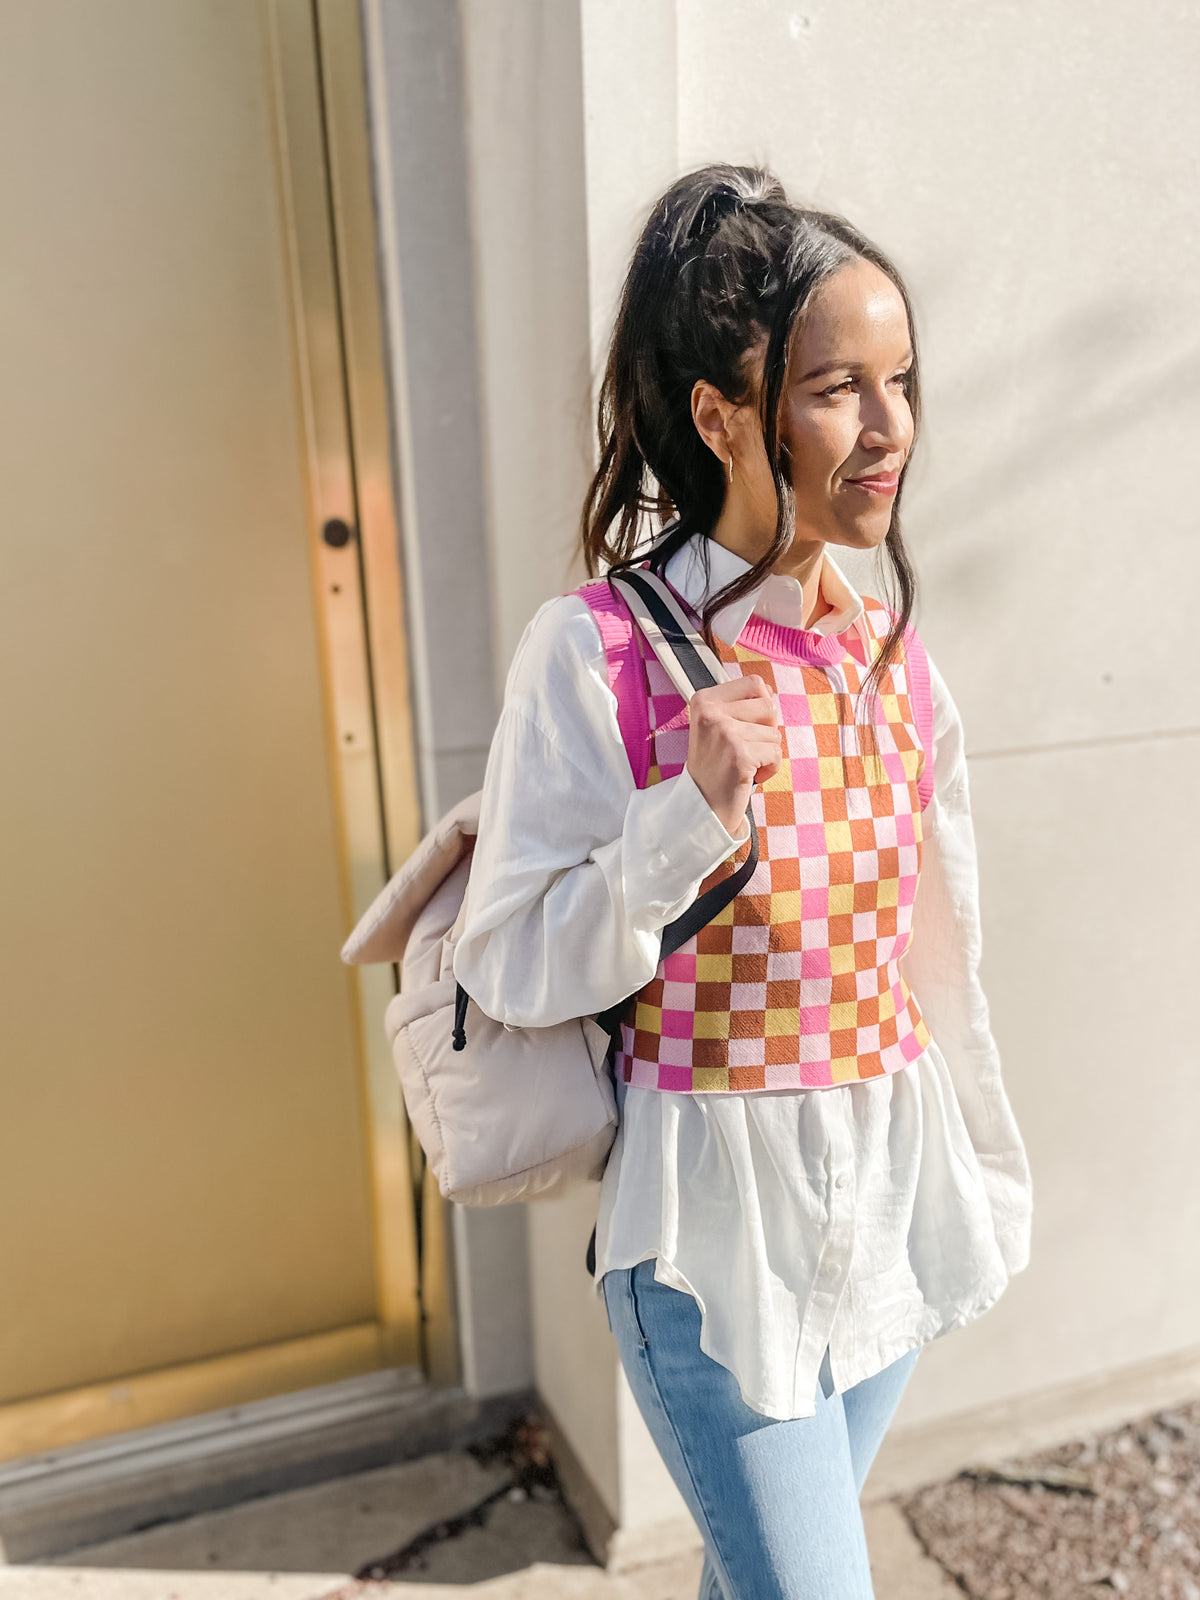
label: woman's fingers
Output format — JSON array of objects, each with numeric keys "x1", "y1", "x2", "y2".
[
  {"x1": 685, "y1": 674, "x2": 784, "y2": 835},
  {"x1": 688, "y1": 673, "x2": 780, "y2": 725}
]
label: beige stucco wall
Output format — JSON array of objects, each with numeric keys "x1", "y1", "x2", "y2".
[
  {"x1": 379, "y1": 0, "x2": 1199, "y2": 1554},
  {"x1": 654, "y1": 0, "x2": 1200, "y2": 1428},
  {"x1": 458, "y1": 0, "x2": 595, "y2": 676}
]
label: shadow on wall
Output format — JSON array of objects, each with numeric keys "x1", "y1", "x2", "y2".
[{"x1": 911, "y1": 294, "x2": 1198, "y2": 598}]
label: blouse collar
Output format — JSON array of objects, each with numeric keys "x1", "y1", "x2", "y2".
[{"x1": 658, "y1": 529, "x2": 865, "y2": 648}]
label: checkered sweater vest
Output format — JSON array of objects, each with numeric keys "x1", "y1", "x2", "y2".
[{"x1": 576, "y1": 571, "x2": 935, "y2": 1092}]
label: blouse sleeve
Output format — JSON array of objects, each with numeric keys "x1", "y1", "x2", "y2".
[
  {"x1": 903, "y1": 652, "x2": 1034, "y2": 1276},
  {"x1": 451, "y1": 594, "x2": 751, "y2": 1029}
]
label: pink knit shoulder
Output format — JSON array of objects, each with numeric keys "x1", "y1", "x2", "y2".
[
  {"x1": 868, "y1": 599, "x2": 935, "y2": 813},
  {"x1": 902, "y1": 625, "x2": 935, "y2": 811},
  {"x1": 572, "y1": 577, "x2": 652, "y2": 789}
]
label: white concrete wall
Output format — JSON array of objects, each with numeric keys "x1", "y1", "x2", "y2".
[
  {"x1": 362, "y1": 0, "x2": 535, "y2": 1405},
  {"x1": 458, "y1": 0, "x2": 595, "y2": 675},
  {"x1": 454, "y1": 0, "x2": 650, "y2": 1536},
  {"x1": 389, "y1": 0, "x2": 1199, "y2": 1554},
  {"x1": 361, "y1": 0, "x2": 498, "y2": 819}
]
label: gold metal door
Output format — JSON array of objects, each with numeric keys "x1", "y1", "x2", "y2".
[{"x1": 0, "y1": 0, "x2": 437, "y2": 1460}]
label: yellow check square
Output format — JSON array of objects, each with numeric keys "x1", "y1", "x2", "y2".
[
  {"x1": 769, "y1": 890, "x2": 802, "y2": 923},
  {"x1": 827, "y1": 882, "x2": 854, "y2": 915},
  {"x1": 862, "y1": 752, "x2": 888, "y2": 787},
  {"x1": 692, "y1": 1067, "x2": 731, "y2": 1092},
  {"x1": 696, "y1": 954, "x2": 733, "y2": 983},
  {"x1": 694, "y1": 1010, "x2": 731, "y2": 1040},
  {"x1": 825, "y1": 821, "x2": 852, "y2": 853}
]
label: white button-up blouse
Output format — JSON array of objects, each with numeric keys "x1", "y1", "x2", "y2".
[{"x1": 453, "y1": 530, "x2": 1034, "y2": 1421}]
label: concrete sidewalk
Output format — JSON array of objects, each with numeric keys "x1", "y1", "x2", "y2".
[{"x1": 0, "y1": 1448, "x2": 958, "y2": 1599}]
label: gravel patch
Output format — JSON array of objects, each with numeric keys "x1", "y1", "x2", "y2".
[{"x1": 898, "y1": 1398, "x2": 1200, "y2": 1598}]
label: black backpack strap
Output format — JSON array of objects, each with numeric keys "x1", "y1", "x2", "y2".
[
  {"x1": 589, "y1": 563, "x2": 762, "y2": 1280},
  {"x1": 456, "y1": 550, "x2": 762, "y2": 1289},
  {"x1": 593, "y1": 565, "x2": 759, "y2": 1044},
  {"x1": 607, "y1": 566, "x2": 726, "y2": 698},
  {"x1": 592, "y1": 798, "x2": 757, "y2": 1040},
  {"x1": 585, "y1": 801, "x2": 756, "y2": 1279}
]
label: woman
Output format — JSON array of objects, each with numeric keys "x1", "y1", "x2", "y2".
[{"x1": 453, "y1": 165, "x2": 1033, "y2": 1599}]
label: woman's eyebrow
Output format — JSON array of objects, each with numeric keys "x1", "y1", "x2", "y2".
[{"x1": 798, "y1": 350, "x2": 914, "y2": 383}]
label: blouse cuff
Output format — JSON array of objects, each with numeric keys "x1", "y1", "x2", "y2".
[{"x1": 621, "y1": 765, "x2": 751, "y2": 930}]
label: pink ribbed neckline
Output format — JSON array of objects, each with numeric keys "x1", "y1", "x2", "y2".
[
  {"x1": 735, "y1": 614, "x2": 855, "y2": 666},
  {"x1": 653, "y1": 567, "x2": 859, "y2": 668}
]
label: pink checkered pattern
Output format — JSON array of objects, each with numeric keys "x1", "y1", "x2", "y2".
[{"x1": 616, "y1": 589, "x2": 931, "y2": 1093}]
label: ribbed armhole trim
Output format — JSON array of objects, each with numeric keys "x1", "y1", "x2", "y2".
[
  {"x1": 575, "y1": 578, "x2": 651, "y2": 789},
  {"x1": 903, "y1": 623, "x2": 936, "y2": 811}
]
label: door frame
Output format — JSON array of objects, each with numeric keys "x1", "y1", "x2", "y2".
[
  {"x1": 0, "y1": 0, "x2": 455, "y2": 1466},
  {"x1": 293, "y1": 0, "x2": 457, "y2": 1391}
]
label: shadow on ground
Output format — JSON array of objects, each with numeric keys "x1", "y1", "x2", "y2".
[{"x1": 45, "y1": 1415, "x2": 595, "y2": 1585}]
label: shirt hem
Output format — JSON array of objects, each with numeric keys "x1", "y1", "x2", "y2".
[{"x1": 595, "y1": 1249, "x2": 1017, "y2": 1423}]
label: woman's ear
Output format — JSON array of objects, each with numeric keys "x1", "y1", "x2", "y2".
[{"x1": 691, "y1": 379, "x2": 735, "y2": 473}]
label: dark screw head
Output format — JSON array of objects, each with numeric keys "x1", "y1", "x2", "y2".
[{"x1": 322, "y1": 518, "x2": 354, "y2": 548}]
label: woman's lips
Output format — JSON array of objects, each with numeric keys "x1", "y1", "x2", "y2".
[{"x1": 844, "y1": 471, "x2": 899, "y2": 496}]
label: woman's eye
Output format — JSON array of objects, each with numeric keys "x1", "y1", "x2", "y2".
[{"x1": 820, "y1": 370, "x2": 911, "y2": 397}]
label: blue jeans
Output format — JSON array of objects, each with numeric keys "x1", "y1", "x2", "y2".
[{"x1": 601, "y1": 1258, "x2": 921, "y2": 1599}]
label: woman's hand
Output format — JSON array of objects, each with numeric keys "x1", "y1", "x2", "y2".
[{"x1": 685, "y1": 675, "x2": 782, "y2": 838}]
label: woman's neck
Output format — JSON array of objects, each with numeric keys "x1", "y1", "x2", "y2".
[{"x1": 708, "y1": 512, "x2": 831, "y2": 630}]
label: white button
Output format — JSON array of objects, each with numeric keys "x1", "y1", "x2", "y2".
[
  {"x1": 834, "y1": 1171, "x2": 851, "y2": 1190},
  {"x1": 819, "y1": 1256, "x2": 840, "y2": 1280}
]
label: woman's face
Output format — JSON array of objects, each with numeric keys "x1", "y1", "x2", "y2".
[
  {"x1": 732, "y1": 258, "x2": 916, "y2": 555},
  {"x1": 782, "y1": 258, "x2": 915, "y2": 549}
]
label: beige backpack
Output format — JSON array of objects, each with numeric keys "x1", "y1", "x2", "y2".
[{"x1": 339, "y1": 564, "x2": 759, "y2": 1207}]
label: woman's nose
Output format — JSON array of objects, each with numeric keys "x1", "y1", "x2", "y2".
[{"x1": 860, "y1": 385, "x2": 912, "y2": 452}]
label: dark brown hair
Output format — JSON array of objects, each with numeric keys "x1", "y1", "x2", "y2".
[{"x1": 580, "y1": 163, "x2": 921, "y2": 710}]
